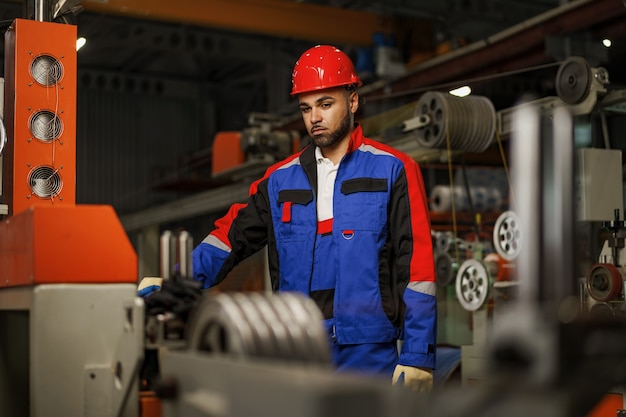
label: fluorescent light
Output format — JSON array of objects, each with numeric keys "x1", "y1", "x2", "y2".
[
  {"x1": 76, "y1": 37, "x2": 87, "y2": 51},
  {"x1": 449, "y1": 86, "x2": 471, "y2": 97},
  {"x1": 602, "y1": 38, "x2": 612, "y2": 48}
]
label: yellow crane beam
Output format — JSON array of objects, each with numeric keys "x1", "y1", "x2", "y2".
[{"x1": 83, "y1": 0, "x2": 394, "y2": 46}]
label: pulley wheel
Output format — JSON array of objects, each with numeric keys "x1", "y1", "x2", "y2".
[
  {"x1": 556, "y1": 57, "x2": 592, "y2": 105},
  {"x1": 586, "y1": 263, "x2": 623, "y2": 302},
  {"x1": 493, "y1": 211, "x2": 522, "y2": 261},
  {"x1": 455, "y1": 259, "x2": 492, "y2": 311}
]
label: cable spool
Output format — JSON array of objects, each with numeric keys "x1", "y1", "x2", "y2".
[
  {"x1": 186, "y1": 292, "x2": 331, "y2": 367},
  {"x1": 429, "y1": 185, "x2": 503, "y2": 213},
  {"x1": 455, "y1": 259, "x2": 496, "y2": 311},
  {"x1": 429, "y1": 185, "x2": 466, "y2": 213},
  {"x1": 493, "y1": 211, "x2": 522, "y2": 261},
  {"x1": 414, "y1": 91, "x2": 496, "y2": 153},
  {"x1": 586, "y1": 263, "x2": 623, "y2": 302}
]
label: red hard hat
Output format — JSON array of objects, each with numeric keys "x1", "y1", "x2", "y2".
[{"x1": 291, "y1": 45, "x2": 363, "y2": 96}]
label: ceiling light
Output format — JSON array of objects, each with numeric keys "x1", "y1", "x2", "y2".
[
  {"x1": 602, "y1": 38, "x2": 612, "y2": 48},
  {"x1": 449, "y1": 86, "x2": 471, "y2": 97},
  {"x1": 76, "y1": 37, "x2": 86, "y2": 51}
]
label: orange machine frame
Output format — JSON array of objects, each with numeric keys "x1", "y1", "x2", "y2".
[
  {"x1": 3, "y1": 18, "x2": 77, "y2": 216},
  {"x1": 0, "y1": 19, "x2": 137, "y2": 286},
  {"x1": 0, "y1": 205, "x2": 137, "y2": 286}
]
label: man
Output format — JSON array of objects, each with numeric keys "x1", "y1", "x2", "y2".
[{"x1": 192, "y1": 45, "x2": 436, "y2": 390}]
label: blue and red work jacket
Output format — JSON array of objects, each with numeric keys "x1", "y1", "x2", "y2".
[{"x1": 192, "y1": 125, "x2": 437, "y2": 369}]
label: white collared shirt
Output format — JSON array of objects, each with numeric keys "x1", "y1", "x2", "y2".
[{"x1": 315, "y1": 147, "x2": 338, "y2": 221}]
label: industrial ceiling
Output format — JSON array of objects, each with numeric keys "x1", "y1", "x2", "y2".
[{"x1": 0, "y1": 0, "x2": 621, "y2": 122}]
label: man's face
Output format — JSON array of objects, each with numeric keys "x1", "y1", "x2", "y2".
[{"x1": 298, "y1": 87, "x2": 359, "y2": 149}]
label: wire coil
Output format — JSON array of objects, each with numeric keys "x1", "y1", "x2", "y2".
[{"x1": 414, "y1": 91, "x2": 496, "y2": 152}]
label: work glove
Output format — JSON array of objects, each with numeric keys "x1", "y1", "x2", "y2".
[
  {"x1": 143, "y1": 273, "x2": 203, "y2": 320},
  {"x1": 137, "y1": 277, "x2": 163, "y2": 298},
  {"x1": 392, "y1": 365, "x2": 433, "y2": 392}
]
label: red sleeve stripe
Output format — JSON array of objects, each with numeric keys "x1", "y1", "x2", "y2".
[
  {"x1": 360, "y1": 139, "x2": 435, "y2": 284},
  {"x1": 209, "y1": 150, "x2": 306, "y2": 250}
]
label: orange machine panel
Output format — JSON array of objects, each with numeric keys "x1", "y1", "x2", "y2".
[
  {"x1": 212, "y1": 131, "x2": 244, "y2": 175},
  {"x1": 0, "y1": 205, "x2": 137, "y2": 287},
  {"x1": 587, "y1": 393, "x2": 623, "y2": 417},
  {"x1": 3, "y1": 19, "x2": 77, "y2": 216},
  {"x1": 140, "y1": 392, "x2": 162, "y2": 417}
]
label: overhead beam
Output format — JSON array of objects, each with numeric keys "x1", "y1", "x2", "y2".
[
  {"x1": 362, "y1": 0, "x2": 625, "y2": 99},
  {"x1": 119, "y1": 182, "x2": 250, "y2": 232},
  {"x1": 82, "y1": 0, "x2": 392, "y2": 46}
]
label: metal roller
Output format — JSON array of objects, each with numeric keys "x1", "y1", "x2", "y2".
[
  {"x1": 435, "y1": 252, "x2": 459, "y2": 286},
  {"x1": 586, "y1": 263, "x2": 623, "y2": 302},
  {"x1": 186, "y1": 292, "x2": 331, "y2": 366},
  {"x1": 493, "y1": 210, "x2": 522, "y2": 261},
  {"x1": 414, "y1": 91, "x2": 496, "y2": 153},
  {"x1": 455, "y1": 259, "x2": 496, "y2": 311}
]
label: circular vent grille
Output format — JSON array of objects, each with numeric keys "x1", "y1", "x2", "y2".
[
  {"x1": 29, "y1": 110, "x2": 63, "y2": 142},
  {"x1": 30, "y1": 54, "x2": 63, "y2": 86},
  {"x1": 28, "y1": 165, "x2": 62, "y2": 198}
]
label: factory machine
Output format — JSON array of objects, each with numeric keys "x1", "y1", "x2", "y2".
[
  {"x1": 411, "y1": 56, "x2": 626, "y2": 417},
  {"x1": 211, "y1": 112, "x2": 301, "y2": 181},
  {"x1": 0, "y1": 3, "x2": 142, "y2": 417}
]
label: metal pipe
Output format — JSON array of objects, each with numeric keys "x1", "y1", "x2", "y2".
[
  {"x1": 177, "y1": 230, "x2": 193, "y2": 279},
  {"x1": 159, "y1": 230, "x2": 175, "y2": 279},
  {"x1": 550, "y1": 107, "x2": 575, "y2": 302},
  {"x1": 511, "y1": 101, "x2": 542, "y2": 305},
  {"x1": 32, "y1": 0, "x2": 52, "y2": 22}
]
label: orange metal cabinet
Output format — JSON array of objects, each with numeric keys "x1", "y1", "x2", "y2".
[
  {"x1": 0, "y1": 205, "x2": 137, "y2": 287},
  {"x1": 3, "y1": 19, "x2": 77, "y2": 216}
]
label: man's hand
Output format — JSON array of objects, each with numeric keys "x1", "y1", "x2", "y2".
[
  {"x1": 137, "y1": 277, "x2": 163, "y2": 298},
  {"x1": 392, "y1": 365, "x2": 433, "y2": 392}
]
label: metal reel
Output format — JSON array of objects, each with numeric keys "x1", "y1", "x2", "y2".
[
  {"x1": 493, "y1": 210, "x2": 522, "y2": 261},
  {"x1": 186, "y1": 292, "x2": 331, "y2": 366},
  {"x1": 586, "y1": 263, "x2": 623, "y2": 302},
  {"x1": 435, "y1": 252, "x2": 458, "y2": 286},
  {"x1": 455, "y1": 259, "x2": 492, "y2": 311}
]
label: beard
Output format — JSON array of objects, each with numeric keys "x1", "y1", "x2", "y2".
[{"x1": 311, "y1": 111, "x2": 352, "y2": 149}]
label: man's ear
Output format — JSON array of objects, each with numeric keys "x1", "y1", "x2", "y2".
[{"x1": 349, "y1": 91, "x2": 360, "y2": 114}]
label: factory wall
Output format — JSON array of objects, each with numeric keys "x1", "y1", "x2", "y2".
[{"x1": 75, "y1": 83, "x2": 204, "y2": 215}]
